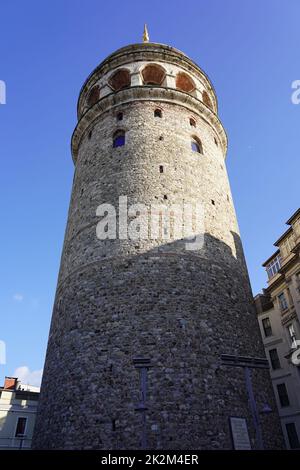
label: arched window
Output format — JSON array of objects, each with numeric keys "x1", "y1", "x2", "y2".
[
  {"x1": 154, "y1": 108, "x2": 162, "y2": 118},
  {"x1": 142, "y1": 64, "x2": 166, "y2": 86},
  {"x1": 191, "y1": 136, "x2": 203, "y2": 154},
  {"x1": 113, "y1": 130, "x2": 125, "y2": 148},
  {"x1": 176, "y1": 72, "x2": 196, "y2": 93},
  {"x1": 202, "y1": 90, "x2": 213, "y2": 110},
  {"x1": 87, "y1": 85, "x2": 100, "y2": 107},
  {"x1": 189, "y1": 117, "x2": 196, "y2": 127},
  {"x1": 117, "y1": 112, "x2": 123, "y2": 121},
  {"x1": 109, "y1": 69, "x2": 131, "y2": 91}
]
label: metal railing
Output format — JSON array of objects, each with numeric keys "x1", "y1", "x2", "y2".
[{"x1": 0, "y1": 436, "x2": 32, "y2": 449}]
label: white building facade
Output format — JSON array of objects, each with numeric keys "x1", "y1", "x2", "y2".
[
  {"x1": 0, "y1": 377, "x2": 39, "y2": 449},
  {"x1": 255, "y1": 208, "x2": 300, "y2": 449}
]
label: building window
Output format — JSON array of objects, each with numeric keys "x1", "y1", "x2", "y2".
[
  {"x1": 262, "y1": 317, "x2": 272, "y2": 337},
  {"x1": 278, "y1": 292, "x2": 288, "y2": 312},
  {"x1": 189, "y1": 118, "x2": 196, "y2": 127},
  {"x1": 154, "y1": 109, "x2": 162, "y2": 118},
  {"x1": 159, "y1": 165, "x2": 164, "y2": 173},
  {"x1": 15, "y1": 417, "x2": 27, "y2": 437},
  {"x1": 87, "y1": 85, "x2": 100, "y2": 107},
  {"x1": 142, "y1": 64, "x2": 166, "y2": 86},
  {"x1": 288, "y1": 323, "x2": 297, "y2": 348},
  {"x1": 117, "y1": 112, "x2": 123, "y2": 121},
  {"x1": 214, "y1": 137, "x2": 218, "y2": 146},
  {"x1": 277, "y1": 383, "x2": 290, "y2": 407},
  {"x1": 266, "y1": 254, "x2": 282, "y2": 279},
  {"x1": 109, "y1": 69, "x2": 131, "y2": 91},
  {"x1": 286, "y1": 423, "x2": 300, "y2": 449},
  {"x1": 202, "y1": 90, "x2": 213, "y2": 110},
  {"x1": 191, "y1": 137, "x2": 203, "y2": 154},
  {"x1": 176, "y1": 72, "x2": 196, "y2": 93},
  {"x1": 113, "y1": 130, "x2": 125, "y2": 148},
  {"x1": 269, "y1": 348, "x2": 281, "y2": 370}
]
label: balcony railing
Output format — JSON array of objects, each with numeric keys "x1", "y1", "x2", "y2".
[{"x1": 0, "y1": 436, "x2": 32, "y2": 449}]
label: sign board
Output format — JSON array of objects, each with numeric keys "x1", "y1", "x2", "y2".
[{"x1": 229, "y1": 417, "x2": 251, "y2": 450}]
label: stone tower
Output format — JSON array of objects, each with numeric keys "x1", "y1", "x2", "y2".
[{"x1": 33, "y1": 39, "x2": 283, "y2": 449}]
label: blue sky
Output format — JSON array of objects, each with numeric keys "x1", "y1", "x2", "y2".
[{"x1": 0, "y1": 0, "x2": 299, "y2": 385}]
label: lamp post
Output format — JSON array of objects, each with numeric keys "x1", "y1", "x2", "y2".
[
  {"x1": 220, "y1": 354, "x2": 270, "y2": 450},
  {"x1": 133, "y1": 357, "x2": 152, "y2": 449}
]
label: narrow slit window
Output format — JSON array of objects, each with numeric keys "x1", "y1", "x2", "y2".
[
  {"x1": 113, "y1": 130, "x2": 125, "y2": 148},
  {"x1": 15, "y1": 417, "x2": 27, "y2": 437},
  {"x1": 154, "y1": 109, "x2": 162, "y2": 118},
  {"x1": 191, "y1": 137, "x2": 203, "y2": 154},
  {"x1": 190, "y1": 118, "x2": 196, "y2": 127}
]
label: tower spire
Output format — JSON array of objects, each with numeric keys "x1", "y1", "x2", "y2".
[{"x1": 143, "y1": 24, "x2": 149, "y2": 43}]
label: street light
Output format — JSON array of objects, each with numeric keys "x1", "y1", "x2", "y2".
[
  {"x1": 220, "y1": 354, "x2": 270, "y2": 450},
  {"x1": 133, "y1": 357, "x2": 152, "y2": 449}
]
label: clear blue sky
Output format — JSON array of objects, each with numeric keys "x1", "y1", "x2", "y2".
[{"x1": 0, "y1": 0, "x2": 299, "y2": 384}]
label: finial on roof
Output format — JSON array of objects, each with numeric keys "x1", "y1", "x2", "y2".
[{"x1": 143, "y1": 24, "x2": 149, "y2": 43}]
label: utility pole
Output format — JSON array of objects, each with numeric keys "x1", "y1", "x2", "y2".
[
  {"x1": 220, "y1": 354, "x2": 270, "y2": 450},
  {"x1": 133, "y1": 357, "x2": 152, "y2": 449}
]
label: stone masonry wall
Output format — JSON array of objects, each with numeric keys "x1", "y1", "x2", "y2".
[{"x1": 32, "y1": 44, "x2": 284, "y2": 450}]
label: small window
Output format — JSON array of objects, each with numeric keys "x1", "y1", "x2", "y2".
[
  {"x1": 142, "y1": 64, "x2": 166, "y2": 86},
  {"x1": 15, "y1": 417, "x2": 27, "y2": 437},
  {"x1": 266, "y1": 254, "x2": 282, "y2": 279},
  {"x1": 176, "y1": 72, "x2": 196, "y2": 93},
  {"x1": 159, "y1": 165, "x2": 164, "y2": 173},
  {"x1": 163, "y1": 195, "x2": 168, "y2": 200},
  {"x1": 87, "y1": 85, "x2": 100, "y2": 107},
  {"x1": 288, "y1": 323, "x2": 297, "y2": 348},
  {"x1": 154, "y1": 109, "x2": 162, "y2": 118},
  {"x1": 189, "y1": 118, "x2": 196, "y2": 127},
  {"x1": 191, "y1": 137, "x2": 203, "y2": 154},
  {"x1": 262, "y1": 317, "x2": 272, "y2": 337},
  {"x1": 113, "y1": 130, "x2": 125, "y2": 148},
  {"x1": 202, "y1": 90, "x2": 213, "y2": 110},
  {"x1": 277, "y1": 383, "x2": 290, "y2": 407},
  {"x1": 214, "y1": 137, "x2": 218, "y2": 146},
  {"x1": 117, "y1": 112, "x2": 123, "y2": 121},
  {"x1": 88, "y1": 130, "x2": 92, "y2": 140},
  {"x1": 286, "y1": 423, "x2": 300, "y2": 449},
  {"x1": 278, "y1": 292, "x2": 288, "y2": 312},
  {"x1": 269, "y1": 348, "x2": 281, "y2": 370},
  {"x1": 109, "y1": 69, "x2": 130, "y2": 91},
  {"x1": 211, "y1": 200, "x2": 215, "y2": 205}
]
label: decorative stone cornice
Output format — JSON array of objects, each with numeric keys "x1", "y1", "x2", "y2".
[
  {"x1": 71, "y1": 85, "x2": 227, "y2": 163},
  {"x1": 77, "y1": 43, "x2": 218, "y2": 118}
]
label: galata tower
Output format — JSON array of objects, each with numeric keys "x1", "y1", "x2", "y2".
[{"x1": 33, "y1": 29, "x2": 283, "y2": 450}]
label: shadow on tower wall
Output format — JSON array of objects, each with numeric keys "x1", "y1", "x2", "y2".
[{"x1": 32, "y1": 231, "x2": 284, "y2": 450}]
